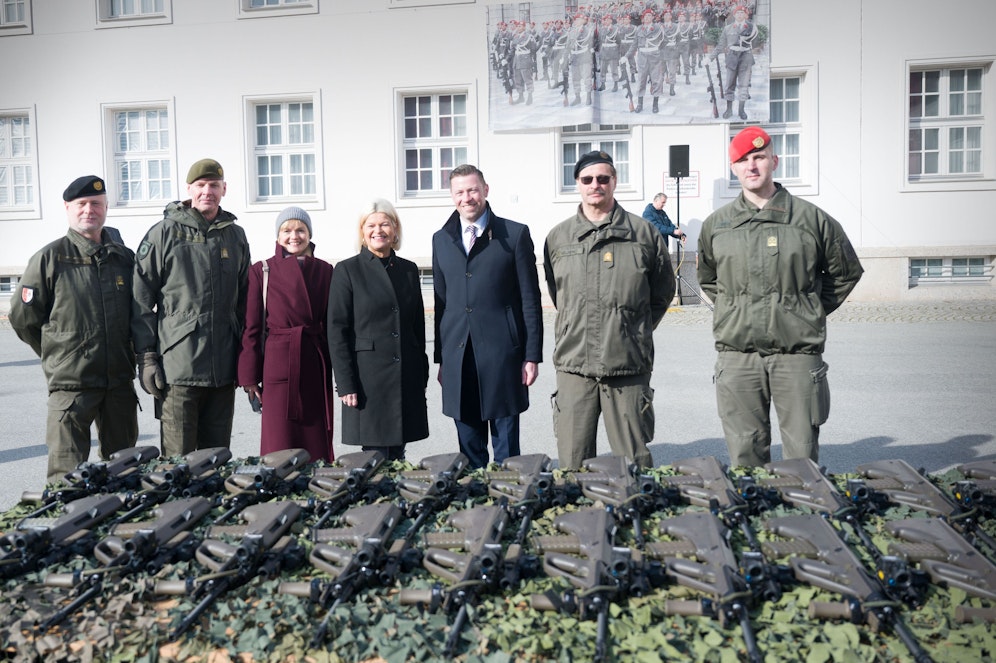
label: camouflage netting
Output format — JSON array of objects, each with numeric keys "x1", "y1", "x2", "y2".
[{"x1": 0, "y1": 449, "x2": 994, "y2": 663}]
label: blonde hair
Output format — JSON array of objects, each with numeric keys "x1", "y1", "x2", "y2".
[{"x1": 357, "y1": 198, "x2": 402, "y2": 252}]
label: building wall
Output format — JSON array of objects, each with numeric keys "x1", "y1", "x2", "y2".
[{"x1": 0, "y1": 0, "x2": 993, "y2": 315}]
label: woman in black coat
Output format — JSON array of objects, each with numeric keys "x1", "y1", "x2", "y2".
[{"x1": 327, "y1": 199, "x2": 429, "y2": 460}]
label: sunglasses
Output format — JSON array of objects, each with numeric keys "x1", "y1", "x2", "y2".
[{"x1": 579, "y1": 174, "x2": 613, "y2": 185}]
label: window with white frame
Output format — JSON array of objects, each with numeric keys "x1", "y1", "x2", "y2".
[
  {"x1": 561, "y1": 125, "x2": 631, "y2": 191},
  {"x1": 249, "y1": 97, "x2": 319, "y2": 202},
  {"x1": 400, "y1": 92, "x2": 469, "y2": 196},
  {"x1": 237, "y1": 0, "x2": 317, "y2": 19},
  {"x1": 908, "y1": 64, "x2": 987, "y2": 182},
  {"x1": 909, "y1": 256, "x2": 992, "y2": 285},
  {"x1": 97, "y1": 0, "x2": 170, "y2": 26},
  {"x1": 727, "y1": 69, "x2": 818, "y2": 195},
  {"x1": 0, "y1": 111, "x2": 38, "y2": 217},
  {"x1": 0, "y1": 0, "x2": 31, "y2": 36},
  {"x1": 0, "y1": 275, "x2": 17, "y2": 294},
  {"x1": 106, "y1": 105, "x2": 174, "y2": 206}
]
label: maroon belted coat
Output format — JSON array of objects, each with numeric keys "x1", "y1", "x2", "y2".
[{"x1": 238, "y1": 242, "x2": 335, "y2": 462}]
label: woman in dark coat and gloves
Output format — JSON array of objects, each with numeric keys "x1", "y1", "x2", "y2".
[
  {"x1": 238, "y1": 206, "x2": 335, "y2": 462},
  {"x1": 327, "y1": 199, "x2": 429, "y2": 460}
]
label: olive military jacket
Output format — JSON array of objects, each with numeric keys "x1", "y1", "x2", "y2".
[
  {"x1": 10, "y1": 227, "x2": 135, "y2": 392},
  {"x1": 697, "y1": 183, "x2": 864, "y2": 356},
  {"x1": 543, "y1": 202, "x2": 675, "y2": 378},
  {"x1": 132, "y1": 201, "x2": 250, "y2": 387}
]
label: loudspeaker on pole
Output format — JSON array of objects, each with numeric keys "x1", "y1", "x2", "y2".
[{"x1": 669, "y1": 145, "x2": 689, "y2": 178}]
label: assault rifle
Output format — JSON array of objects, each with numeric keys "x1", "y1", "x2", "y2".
[
  {"x1": 19, "y1": 446, "x2": 160, "y2": 520},
  {"x1": 399, "y1": 499, "x2": 512, "y2": 657},
  {"x1": 1, "y1": 494, "x2": 123, "y2": 580},
  {"x1": 572, "y1": 455, "x2": 673, "y2": 548},
  {"x1": 660, "y1": 456, "x2": 785, "y2": 601},
  {"x1": 530, "y1": 507, "x2": 666, "y2": 663},
  {"x1": 856, "y1": 458, "x2": 996, "y2": 557},
  {"x1": 954, "y1": 459, "x2": 996, "y2": 514},
  {"x1": 156, "y1": 500, "x2": 306, "y2": 640},
  {"x1": 485, "y1": 454, "x2": 577, "y2": 588},
  {"x1": 307, "y1": 450, "x2": 390, "y2": 533},
  {"x1": 36, "y1": 496, "x2": 213, "y2": 631},
  {"x1": 109, "y1": 447, "x2": 233, "y2": 526},
  {"x1": 884, "y1": 516, "x2": 996, "y2": 622},
  {"x1": 645, "y1": 511, "x2": 765, "y2": 663},
  {"x1": 762, "y1": 514, "x2": 935, "y2": 663},
  {"x1": 379, "y1": 453, "x2": 474, "y2": 584},
  {"x1": 279, "y1": 501, "x2": 404, "y2": 647},
  {"x1": 762, "y1": 457, "x2": 927, "y2": 606},
  {"x1": 213, "y1": 448, "x2": 311, "y2": 524},
  {"x1": 619, "y1": 61, "x2": 635, "y2": 112},
  {"x1": 705, "y1": 63, "x2": 719, "y2": 117}
]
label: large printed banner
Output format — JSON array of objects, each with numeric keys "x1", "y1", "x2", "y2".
[{"x1": 486, "y1": 1, "x2": 770, "y2": 131}]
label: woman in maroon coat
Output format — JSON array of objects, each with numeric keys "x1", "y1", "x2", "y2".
[{"x1": 238, "y1": 207, "x2": 335, "y2": 462}]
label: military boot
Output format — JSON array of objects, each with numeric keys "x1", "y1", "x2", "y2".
[
  {"x1": 526, "y1": 91, "x2": 533, "y2": 105},
  {"x1": 634, "y1": 96, "x2": 644, "y2": 113},
  {"x1": 722, "y1": 100, "x2": 733, "y2": 119},
  {"x1": 612, "y1": 79, "x2": 618, "y2": 92},
  {"x1": 652, "y1": 96, "x2": 660, "y2": 113},
  {"x1": 571, "y1": 93, "x2": 582, "y2": 106},
  {"x1": 669, "y1": 84, "x2": 676, "y2": 96},
  {"x1": 586, "y1": 91, "x2": 592, "y2": 105},
  {"x1": 685, "y1": 73, "x2": 691, "y2": 84},
  {"x1": 738, "y1": 101, "x2": 747, "y2": 120}
]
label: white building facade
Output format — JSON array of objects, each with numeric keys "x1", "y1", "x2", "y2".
[{"x1": 1, "y1": 0, "x2": 994, "y2": 313}]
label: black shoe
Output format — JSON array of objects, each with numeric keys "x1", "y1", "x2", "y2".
[{"x1": 652, "y1": 97, "x2": 659, "y2": 113}]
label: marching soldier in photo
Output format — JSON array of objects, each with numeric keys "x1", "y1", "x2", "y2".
[
  {"x1": 629, "y1": 8, "x2": 665, "y2": 113},
  {"x1": 618, "y1": 11, "x2": 639, "y2": 83},
  {"x1": 596, "y1": 13, "x2": 622, "y2": 92},
  {"x1": 132, "y1": 158, "x2": 250, "y2": 458},
  {"x1": 714, "y1": 3, "x2": 758, "y2": 119},
  {"x1": 661, "y1": 11, "x2": 681, "y2": 99},
  {"x1": 549, "y1": 19, "x2": 569, "y2": 91},
  {"x1": 676, "y1": 10, "x2": 694, "y2": 82},
  {"x1": 689, "y1": 10, "x2": 707, "y2": 71},
  {"x1": 510, "y1": 19, "x2": 539, "y2": 105},
  {"x1": 566, "y1": 12, "x2": 597, "y2": 106},
  {"x1": 10, "y1": 175, "x2": 139, "y2": 484}
]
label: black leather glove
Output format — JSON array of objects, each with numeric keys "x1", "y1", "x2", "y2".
[{"x1": 137, "y1": 352, "x2": 166, "y2": 400}]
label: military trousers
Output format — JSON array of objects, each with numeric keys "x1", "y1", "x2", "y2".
[
  {"x1": 160, "y1": 384, "x2": 236, "y2": 458},
  {"x1": 552, "y1": 371, "x2": 654, "y2": 471},
  {"x1": 714, "y1": 351, "x2": 829, "y2": 467},
  {"x1": 45, "y1": 384, "x2": 139, "y2": 485}
]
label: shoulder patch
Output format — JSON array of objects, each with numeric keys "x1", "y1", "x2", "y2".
[
  {"x1": 137, "y1": 241, "x2": 152, "y2": 259},
  {"x1": 20, "y1": 286, "x2": 34, "y2": 305}
]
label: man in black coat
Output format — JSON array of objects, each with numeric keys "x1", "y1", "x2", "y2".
[{"x1": 432, "y1": 164, "x2": 543, "y2": 469}]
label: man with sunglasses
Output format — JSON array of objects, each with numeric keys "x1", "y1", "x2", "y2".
[{"x1": 543, "y1": 150, "x2": 675, "y2": 471}]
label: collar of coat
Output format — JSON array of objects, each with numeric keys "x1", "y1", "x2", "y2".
[
  {"x1": 166, "y1": 199, "x2": 239, "y2": 231},
  {"x1": 728, "y1": 183, "x2": 792, "y2": 228},
  {"x1": 569, "y1": 201, "x2": 637, "y2": 242},
  {"x1": 442, "y1": 203, "x2": 507, "y2": 244},
  {"x1": 66, "y1": 226, "x2": 132, "y2": 260}
]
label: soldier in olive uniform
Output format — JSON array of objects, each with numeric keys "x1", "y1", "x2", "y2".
[
  {"x1": 132, "y1": 159, "x2": 250, "y2": 458},
  {"x1": 698, "y1": 128, "x2": 864, "y2": 467},
  {"x1": 10, "y1": 175, "x2": 138, "y2": 484}
]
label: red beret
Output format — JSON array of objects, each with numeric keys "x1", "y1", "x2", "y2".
[{"x1": 729, "y1": 126, "x2": 771, "y2": 163}]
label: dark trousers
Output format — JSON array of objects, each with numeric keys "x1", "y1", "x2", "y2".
[{"x1": 455, "y1": 340, "x2": 520, "y2": 469}]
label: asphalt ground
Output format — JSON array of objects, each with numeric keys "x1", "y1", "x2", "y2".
[{"x1": 1, "y1": 299, "x2": 995, "y2": 513}]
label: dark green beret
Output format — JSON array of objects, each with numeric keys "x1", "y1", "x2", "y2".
[
  {"x1": 573, "y1": 150, "x2": 614, "y2": 179},
  {"x1": 63, "y1": 175, "x2": 106, "y2": 201},
  {"x1": 186, "y1": 158, "x2": 224, "y2": 184}
]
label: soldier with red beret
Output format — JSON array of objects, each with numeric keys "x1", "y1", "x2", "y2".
[{"x1": 697, "y1": 127, "x2": 864, "y2": 467}]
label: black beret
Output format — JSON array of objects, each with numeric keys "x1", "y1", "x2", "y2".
[
  {"x1": 63, "y1": 175, "x2": 106, "y2": 201},
  {"x1": 573, "y1": 150, "x2": 615, "y2": 179},
  {"x1": 186, "y1": 158, "x2": 224, "y2": 184}
]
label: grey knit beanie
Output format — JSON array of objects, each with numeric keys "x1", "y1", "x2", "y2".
[{"x1": 275, "y1": 206, "x2": 313, "y2": 236}]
